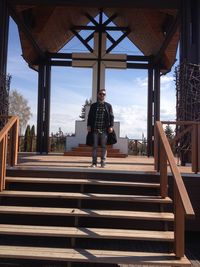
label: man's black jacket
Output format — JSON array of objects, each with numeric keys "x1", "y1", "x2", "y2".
[{"x1": 87, "y1": 101, "x2": 114, "y2": 133}]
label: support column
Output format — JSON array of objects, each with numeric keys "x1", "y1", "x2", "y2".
[
  {"x1": 178, "y1": 0, "x2": 200, "y2": 164},
  {"x1": 36, "y1": 60, "x2": 51, "y2": 154},
  {"x1": 0, "y1": 0, "x2": 9, "y2": 75},
  {"x1": 154, "y1": 66, "x2": 161, "y2": 123},
  {"x1": 147, "y1": 66, "x2": 154, "y2": 156},
  {"x1": 180, "y1": 0, "x2": 200, "y2": 64},
  {"x1": 0, "y1": 0, "x2": 9, "y2": 123}
]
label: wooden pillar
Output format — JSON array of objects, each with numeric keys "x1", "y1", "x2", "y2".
[
  {"x1": 0, "y1": 0, "x2": 9, "y2": 75},
  {"x1": 36, "y1": 60, "x2": 51, "y2": 154},
  {"x1": 180, "y1": 0, "x2": 200, "y2": 64},
  {"x1": 0, "y1": 0, "x2": 9, "y2": 122},
  {"x1": 147, "y1": 66, "x2": 154, "y2": 156},
  {"x1": 154, "y1": 67, "x2": 160, "y2": 122}
]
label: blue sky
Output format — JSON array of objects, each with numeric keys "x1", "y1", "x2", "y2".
[{"x1": 7, "y1": 18, "x2": 177, "y2": 139}]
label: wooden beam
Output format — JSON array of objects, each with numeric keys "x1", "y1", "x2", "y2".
[
  {"x1": 8, "y1": 0, "x2": 181, "y2": 9},
  {"x1": 127, "y1": 55, "x2": 150, "y2": 62},
  {"x1": 106, "y1": 29, "x2": 131, "y2": 53},
  {"x1": 50, "y1": 60, "x2": 72, "y2": 67},
  {"x1": 153, "y1": 13, "x2": 180, "y2": 66},
  {"x1": 127, "y1": 63, "x2": 149, "y2": 69},
  {"x1": 8, "y1": 4, "x2": 45, "y2": 60},
  {"x1": 48, "y1": 53, "x2": 72, "y2": 59}
]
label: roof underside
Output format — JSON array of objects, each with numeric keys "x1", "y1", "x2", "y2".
[{"x1": 9, "y1": 1, "x2": 180, "y2": 72}]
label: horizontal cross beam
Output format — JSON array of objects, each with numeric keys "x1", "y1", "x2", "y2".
[
  {"x1": 49, "y1": 60, "x2": 149, "y2": 69},
  {"x1": 48, "y1": 53, "x2": 151, "y2": 63},
  {"x1": 8, "y1": 0, "x2": 180, "y2": 9}
]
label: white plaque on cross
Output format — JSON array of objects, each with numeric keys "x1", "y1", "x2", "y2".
[{"x1": 72, "y1": 32, "x2": 127, "y2": 102}]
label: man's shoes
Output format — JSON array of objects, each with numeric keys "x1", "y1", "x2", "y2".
[
  {"x1": 91, "y1": 164, "x2": 97, "y2": 168},
  {"x1": 101, "y1": 162, "x2": 106, "y2": 168}
]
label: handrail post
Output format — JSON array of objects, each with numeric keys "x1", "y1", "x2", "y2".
[
  {"x1": 174, "y1": 184, "x2": 185, "y2": 258},
  {"x1": 160, "y1": 141, "x2": 168, "y2": 198},
  {"x1": 10, "y1": 118, "x2": 19, "y2": 166},
  {"x1": 0, "y1": 137, "x2": 6, "y2": 191},
  {"x1": 191, "y1": 123, "x2": 198, "y2": 173},
  {"x1": 154, "y1": 122, "x2": 160, "y2": 171},
  {"x1": 198, "y1": 123, "x2": 200, "y2": 173}
]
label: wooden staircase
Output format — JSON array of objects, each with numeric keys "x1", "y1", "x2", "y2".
[
  {"x1": 0, "y1": 170, "x2": 191, "y2": 266},
  {"x1": 64, "y1": 144, "x2": 127, "y2": 157}
]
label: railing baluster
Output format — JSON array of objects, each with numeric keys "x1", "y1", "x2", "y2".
[
  {"x1": 3, "y1": 135, "x2": 8, "y2": 189},
  {"x1": 10, "y1": 119, "x2": 19, "y2": 166},
  {"x1": 174, "y1": 184, "x2": 185, "y2": 258},
  {"x1": 160, "y1": 142, "x2": 168, "y2": 198},
  {"x1": 192, "y1": 123, "x2": 198, "y2": 173},
  {"x1": 154, "y1": 123, "x2": 159, "y2": 171},
  {"x1": 198, "y1": 123, "x2": 200, "y2": 173},
  {"x1": 0, "y1": 137, "x2": 6, "y2": 191}
]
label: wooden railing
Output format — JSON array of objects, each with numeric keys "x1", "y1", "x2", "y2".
[
  {"x1": 160, "y1": 120, "x2": 200, "y2": 173},
  {"x1": 0, "y1": 116, "x2": 19, "y2": 191},
  {"x1": 154, "y1": 121, "x2": 195, "y2": 258}
]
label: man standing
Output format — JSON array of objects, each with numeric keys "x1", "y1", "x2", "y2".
[{"x1": 87, "y1": 89, "x2": 114, "y2": 168}]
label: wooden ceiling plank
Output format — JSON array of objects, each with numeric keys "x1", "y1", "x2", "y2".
[
  {"x1": 154, "y1": 12, "x2": 180, "y2": 66},
  {"x1": 8, "y1": 5, "x2": 45, "y2": 60}
]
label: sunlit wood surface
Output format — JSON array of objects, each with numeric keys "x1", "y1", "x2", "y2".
[{"x1": 15, "y1": 153, "x2": 195, "y2": 175}]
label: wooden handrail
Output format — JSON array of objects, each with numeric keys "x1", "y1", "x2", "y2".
[
  {"x1": 160, "y1": 121, "x2": 200, "y2": 173},
  {"x1": 155, "y1": 121, "x2": 195, "y2": 258},
  {"x1": 156, "y1": 122, "x2": 194, "y2": 217},
  {"x1": 0, "y1": 116, "x2": 19, "y2": 191}
]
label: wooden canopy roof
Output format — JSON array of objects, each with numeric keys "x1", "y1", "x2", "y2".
[{"x1": 8, "y1": 0, "x2": 180, "y2": 72}]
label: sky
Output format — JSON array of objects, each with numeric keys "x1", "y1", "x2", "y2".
[{"x1": 7, "y1": 17, "x2": 177, "y2": 139}]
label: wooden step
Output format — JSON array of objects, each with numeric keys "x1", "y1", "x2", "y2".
[
  {"x1": 64, "y1": 151, "x2": 127, "y2": 157},
  {"x1": 0, "y1": 190, "x2": 172, "y2": 204},
  {"x1": 0, "y1": 224, "x2": 174, "y2": 241},
  {"x1": 0, "y1": 206, "x2": 174, "y2": 221},
  {"x1": 0, "y1": 245, "x2": 191, "y2": 266},
  {"x1": 72, "y1": 147, "x2": 120, "y2": 153},
  {"x1": 6, "y1": 177, "x2": 160, "y2": 188}
]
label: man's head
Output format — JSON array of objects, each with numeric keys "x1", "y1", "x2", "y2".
[{"x1": 97, "y1": 89, "x2": 106, "y2": 102}]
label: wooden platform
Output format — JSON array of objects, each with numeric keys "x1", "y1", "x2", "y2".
[{"x1": 15, "y1": 153, "x2": 194, "y2": 174}]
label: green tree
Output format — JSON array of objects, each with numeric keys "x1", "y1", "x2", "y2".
[
  {"x1": 164, "y1": 125, "x2": 174, "y2": 142},
  {"x1": 30, "y1": 125, "x2": 36, "y2": 152},
  {"x1": 79, "y1": 98, "x2": 92, "y2": 120},
  {"x1": 24, "y1": 124, "x2": 31, "y2": 152},
  {"x1": 9, "y1": 90, "x2": 32, "y2": 134}
]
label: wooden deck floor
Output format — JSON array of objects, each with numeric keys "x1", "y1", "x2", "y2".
[{"x1": 15, "y1": 153, "x2": 196, "y2": 175}]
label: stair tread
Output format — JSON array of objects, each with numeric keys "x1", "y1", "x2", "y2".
[
  {"x1": 64, "y1": 152, "x2": 127, "y2": 157},
  {"x1": 0, "y1": 206, "x2": 174, "y2": 220},
  {"x1": 0, "y1": 224, "x2": 174, "y2": 241},
  {"x1": 6, "y1": 177, "x2": 160, "y2": 188},
  {"x1": 0, "y1": 190, "x2": 172, "y2": 203},
  {"x1": 0, "y1": 245, "x2": 190, "y2": 266}
]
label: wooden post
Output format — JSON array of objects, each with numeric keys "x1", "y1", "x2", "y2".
[
  {"x1": 154, "y1": 123, "x2": 160, "y2": 171},
  {"x1": 198, "y1": 123, "x2": 200, "y2": 173},
  {"x1": 36, "y1": 61, "x2": 51, "y2": 154},
  {"x1": 10, "y1": 118, "x2": 19, "y2": 166},
  {"x1": 191, "y1": 123, "x2": 198, "y2": 173},
  {"x1": 0, "y1": 138, "x2": 6, "y2": 191},
  {"x1": 147, "y1": 66, "x2": 154, "y2": 156},
  {"x1": 174, "y1": 184, "x2": 185, "y2": 258},
  {"x1": 0, "y1": 0, "x2": 9, "y2": 75},
  {"x1": 160, "y1": 142, "x2": 168, "y2": 197},
  {"x1": 3, "y1": 135, "x2": 7, "y2": 189}
]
